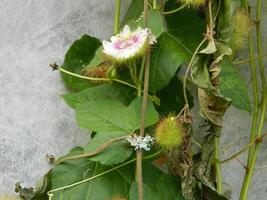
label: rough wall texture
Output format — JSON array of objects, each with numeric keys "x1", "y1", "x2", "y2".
[{"x1": 0, "y1": 0, "x2": 266, "y2": 199}]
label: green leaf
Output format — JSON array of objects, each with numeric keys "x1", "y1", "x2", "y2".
[
  {"x1": 76, "y1": 97, "x2": 159, "y2": 133},
  {"x1": 148, "y1": 5, "x2": 206, "y2": 93},
  {"x1": 149, "y1": 32, "x2": 191, "y2": 93},
  {"x1": 156, "y1": 174, "x2": 184, "y2": 200},
  {"x1": 164, "y1": 3, "x2": 212, "y2": 93},
  {"x1": 175, "y1": 192, "x2": 186, "y2": 200},
  {"x1": 198, "y1": 88, "x2": 230, "y2": 128},
  {"x1": 132, "y1": 10, "x2": 165, "y2": 38},
  {"x1": 129, "y1": 182, "x2": 159, "y2": 200},
  {"x1": 22, "y1": 147, "x2": 132, "y2": 200},
  {"x1": 84, "y1": 132, "x2": 133, "y2": 165},
  {"x1": 121, "y1": 0, "x2": 143, "y2": 26},
  {"x1": 191, "y1": 54, "x2": 216, "y2": 92},
  {"x1": 128, "y1": 97, "x2": 160, "y2": 131},
  {"x1": 165, "y1": 2, "x2": 206, "y2": 52},
  {"x1": 219, "y1": 59, "x2": 251, "y2": 112},
  {"x1": 146, "y1": 11, "x2": 165, "y2": 37},
  {"x1": 63, "y1": 83, "x2": 135, "y2": 109},
  {"x1": 155, "y1": 75, "x2": 193, "y2": 115},
  {"x1": 61, "y1": 35, "x2": 101, "y2": 91},
  {"x1": 76, "y1": 100, "x2": 133, "y2": 134},
  {"x1": 142, "y1": 162, "x2": 164, "y2": 189},
  {"x1": 129, "y1": 169, "x2": 184, "y2": 200},
  {"x1": 56, "y1": 146, "x2": 85, "y2": 162},
  {"x1": 82, "y1": 46, "x2": 105, "y2": 71},
  {"x1": 197, "y1": 181, "x2": 230, "y2": 200},
  {"x1": 122, "y1": 0, "x2": 164, "y2": 37},
  {"x1": 217, "y1": 0, "x2": 241, "y2": 43}
]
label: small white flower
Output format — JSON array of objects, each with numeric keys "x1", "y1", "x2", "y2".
[
  {"x1": 126, "y1": 134, "x2": 155, "y2": 151},
  {"x1": 102, "y1": 25, "x2": 156, "y2": 63}
]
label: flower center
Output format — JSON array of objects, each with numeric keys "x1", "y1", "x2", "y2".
[{"x1": 114, "y1": 35, "x2": 140, "y2": 50}]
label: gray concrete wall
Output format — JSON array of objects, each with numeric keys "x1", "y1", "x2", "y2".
[{"x1": 0, "y1": 0, "x2": 266, "y2": 199}]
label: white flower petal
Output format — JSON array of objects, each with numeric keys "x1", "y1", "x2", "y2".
[
  {"x1": 121, "y1": 25, "x2": 131, "y2": 35},
  {"x1": 110, "y1": 36, "x2": 119, "y2": 43}
]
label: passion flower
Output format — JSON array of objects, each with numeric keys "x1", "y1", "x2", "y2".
[
  {"x1": 155, "y1": 115, "x2": 184, "y2": 151},
  {"x1": 102, "y1": 25, "x2": 156, "y2": 63}
]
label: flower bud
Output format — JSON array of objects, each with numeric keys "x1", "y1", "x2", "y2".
[
  {"x1": 155, "y1": 115, "x2": 184, "y2": 151},
  {"x1": 83, "y1": 63, "x2": 110, "y2": 84}
]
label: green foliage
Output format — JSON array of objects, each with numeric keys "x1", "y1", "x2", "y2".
[
  {"x1": 121, "y1": 0, "x2": 143, "y2": 26},
  {"x1": 32, "y1": 147, "x2": 133, "y2": 200},
  {"x1": 121, "y1": 0, "x2": 164, "y2": 37},
  {"x1": 132, "y1": 10, "x2": 165, "y2": 38},
  {"x1": 76, "y1": 97, "x2": 159, "y2": 133},
  {"x1": 217, "y1": 0, "x2": 241, "y2": 43},
  {"x1": 149, "y1": 32, "x2": 190, "y2": 93},
  {"x1": 63, "y1": 83, "x2": 135, "y2": 109},
  {"x1": 17, "y1": 0, "x2": 256, "y2": 199},
  {"x1": 129, "y1": 182, "x2": 158, "y2": 200},
  {"x1": 61, "y1": 35, "x2": 101, "y2": 91},
  {"x1": 155, "y1": 75, "x2": 193, "y2": 115},
  {"x1": 191, "y1": 54, "x2": 216, "y2": 92},
  {"x1": 82, "y1": 46, "x2": 105, "y2": 72},
  {"x1": 129, "y1": 174, "x2": 184, "y2": 200},
  {"x1": 164, "y1": 2, "x2": 206, "y2": 52},
  {"x1": 84, "y1": 132, "x2": 133, "y2": 165},
  {"x1": 220, "y1": 59, "x2": 251, "y2": 112},
  {"x1": 156, "y1": 174, "x2": 185, "y2": 200}
]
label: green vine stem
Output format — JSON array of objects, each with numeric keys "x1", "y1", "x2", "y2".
[
  {"x1": 182, "y1": 37, "x2": 207, "y2": 111},
  {"x1": 47, "y1": 151, "x2": 162, "y2": 196},
  {"x1": 214, "y1": 136, "x2": 222, "y2": 193},
  {"x1": 129, "y1": 61, "x2": 138, "y2": 84},
  {"x1": 58, "y1": 67, "x2": 137, "y2": 89},
  {"x1": 242, "y1": 0, "x2": 259, "y2": 170},
  {"x1": 208, "y1": 0, "x2": 223, "y2": 192},
  {"x1": 138, "y1": 57, "x2": 146, "y2": 97},
  {"x1": 234, "y1": 52, "x2": 267, "y2": 65},
  {"x1": 240, "y1": 0, "x2": 267, "y2": 199},
  {"x1": 136, "y1": 0, "x2": 150, "y2": 199},
  {"x1": 114, "y1": 0, "x2": 121, "y2": 34},
  {"x1": 219, "y1": 132, "x2": 267, "y2": 164},
  {"x1": 161, "y1": 4, "x2": 186, "y2": 15},
  {"x1": 57, "y1": 66, "x2": 159, "y2": 104},
  {"x1": 152, "y1": 0, "x2": 157, "y2": 10},
  {"x1": 55, "y1": 136, "x2": 127, "y2": 165}
]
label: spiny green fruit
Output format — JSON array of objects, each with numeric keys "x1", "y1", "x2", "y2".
[
  {"x1": 155, "y1": 115, "x2": 184, "y2": 151},
  {"x1": 181, "y1": 0, "x2": 206, "y2": 7},
  {"x1": 110, "y1": 195, "x2": 128, "y2": 200},
  {"x1": 231, "y1": 9, "x2": 252, "y2": 50}
]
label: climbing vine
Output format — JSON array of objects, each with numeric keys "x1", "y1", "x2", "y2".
[{"x1": 15, "y1": 0, "x2": 266, "y2": 200}]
